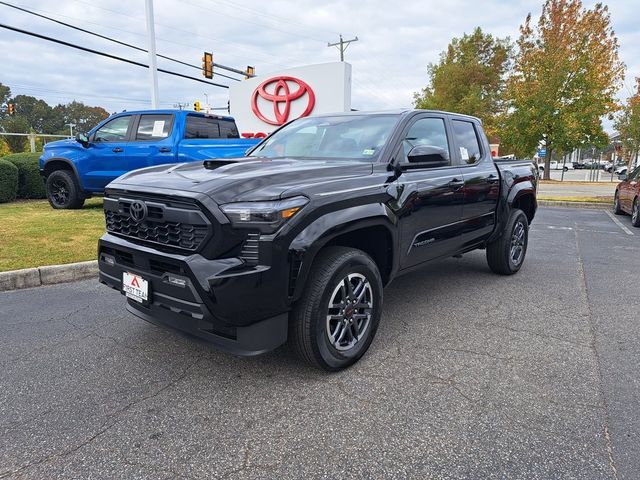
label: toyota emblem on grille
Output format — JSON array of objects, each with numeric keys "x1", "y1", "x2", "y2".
[{"x1": 129, "y1": 200, "x2": 147, "y2": 223}]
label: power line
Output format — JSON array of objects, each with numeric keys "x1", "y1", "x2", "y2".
[
  {"x1": 0, "y1": 1, "x2": 242, "y2": 82},
  {"x1": 0, "y1": 23, "x2": 230, "y2": 89}
]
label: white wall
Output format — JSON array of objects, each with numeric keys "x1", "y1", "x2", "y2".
[{"x1": 229, "y1": 62, "x2": 352, "y2": 136}]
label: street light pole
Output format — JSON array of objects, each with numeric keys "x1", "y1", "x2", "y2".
[
  {"x1": 144, "y1": 0, "x2": 160, "y2": 109},
  {"x1": 66, "y1": 123, "x2": 75, "y2": 138}
]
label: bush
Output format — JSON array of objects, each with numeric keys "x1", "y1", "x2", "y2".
[
  {"x1": 2, "y1": 152, "x2": 46, "y2": 199},
  {"x1": 0, "y1": 159, "x2": 18, "y2": 203}
]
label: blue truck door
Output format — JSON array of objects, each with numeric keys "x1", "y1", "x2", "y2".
[
  {"x1": 84, "y1": 115, "x2": 134, "y2": 191},
  {"x1": 127, "y1": 113, "x2": 177, "y2": 168}
]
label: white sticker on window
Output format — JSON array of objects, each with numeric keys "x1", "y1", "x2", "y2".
[
  {"x1": 152, "y1": 120, "x2": 166, "y2": 137},
  {"x1": 362, "y1": 149, "x2": 375, "y2": 156},
  {"x1": 460, "y1": 147, "x2": 469, "y2": 161}
]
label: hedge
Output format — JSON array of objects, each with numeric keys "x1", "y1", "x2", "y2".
[
  {"x1": 0, "y1": 159, "x2": 19, "y2": 203},
  {"x1": 2, "y1": 152, "x2": 46, "y2": 199}
]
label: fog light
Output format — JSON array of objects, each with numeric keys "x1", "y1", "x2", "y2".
[
  {"x1": 102, "y1": 254, "x2": 115, "y2": 266},
  {"x1": 167, "y1": 275, "x2": 187, "y2": 287}
]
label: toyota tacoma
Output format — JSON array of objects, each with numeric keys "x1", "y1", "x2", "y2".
[{"x1": 98, "y1": 110, "x2": 537, "y2": 371}]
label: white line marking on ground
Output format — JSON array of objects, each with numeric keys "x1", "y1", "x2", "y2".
[{"x1": 604, "y1": 211, "x2": 634, "y2": 236}]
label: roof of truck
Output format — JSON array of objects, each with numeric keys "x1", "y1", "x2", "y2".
[
  {"x1": 109, "y1": 109, "x2": 235, "y2": 121},
  {"x1": 312, "y1": 109, "x2": 481, "y2": 122}
]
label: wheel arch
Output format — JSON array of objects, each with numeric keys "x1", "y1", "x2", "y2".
[
  {"x1": 42, "y1": 158, "x2": 81, "y2": 181},
  {"x1": 288, "y1": 204, "x2": 398, "y2": 302}
]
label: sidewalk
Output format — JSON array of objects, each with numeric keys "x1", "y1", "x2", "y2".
[{"x1": 538, "y1": 181, "x2": 616, "y2": 198}]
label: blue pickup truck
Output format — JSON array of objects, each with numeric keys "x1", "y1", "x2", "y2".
[{"x1": 39, "y1": 109, "x2": 260, "y2": 209}]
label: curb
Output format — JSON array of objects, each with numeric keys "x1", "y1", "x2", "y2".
[
  {"x1": 0, "y1": 260, "x2": 98, "y2": 292},
  {"x1": 538, "y1": 200, "x2": 612, "y2": 210}
]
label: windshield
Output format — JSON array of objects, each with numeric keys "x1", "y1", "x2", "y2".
[{"x1": 249, "y1": 114, "x2": 399, "y2": 161}]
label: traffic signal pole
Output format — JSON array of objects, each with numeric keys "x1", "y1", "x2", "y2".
[{"x1": 144, "y1": 0, "x2": 160, "y2": 108}]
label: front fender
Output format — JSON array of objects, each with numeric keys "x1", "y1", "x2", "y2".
[{"x1": 288, "y1": 203, "x2": 398, "y2": 301}]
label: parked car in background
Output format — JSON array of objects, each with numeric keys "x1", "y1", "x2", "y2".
[
  {"x1": 538, "y1": 161, "x2": 571, "y2": 172},
  {"x1": 605, "y1": 161, "x2": 626, "y2": 173},
  {"x1": 39, "y1": 110, "x2": 261, "y2": 209},
  {"x1": 614, "y1": 165, "x2": 640, "y2": 227},
  {"x1": 615, "y1": 165, "x2": 628, "y2": 176}
]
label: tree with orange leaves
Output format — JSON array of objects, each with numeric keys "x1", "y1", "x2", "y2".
[
  {"x1": 503, "y1": 0, "x2": 624, "y2": 179},
  {"x1": 614, "y1": 79, "x2": 640, "y2": 169}
]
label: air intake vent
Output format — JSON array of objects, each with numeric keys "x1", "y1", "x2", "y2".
[{"x1": 240, "y1": 233, "x2": 260, "y2": 266}]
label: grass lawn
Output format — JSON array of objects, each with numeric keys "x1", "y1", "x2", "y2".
[{"x1": 0, "y1": 198, "x2": 105, "y2": 272}]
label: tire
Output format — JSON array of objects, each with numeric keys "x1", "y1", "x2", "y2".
[
  {"x1": 563, "y1": 166, "x2": 568, "y2": 172},
  {"x1": 614, "y1": 191, "x2": 624, "y2": 215},
  {"x1": 486, "y1": 209, "x2": 529, "y2": 275},
  {"x1": 289, "y1": 246, "x2": 383, "y2": 371},
  {"x1": 632, "y1": 198, "x2": 640, "y2": 228},
  {"x1": 46, "y1": 170, "x2": 85, "y2": 209}
]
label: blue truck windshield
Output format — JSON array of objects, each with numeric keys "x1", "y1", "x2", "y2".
[{"x1": 249, "y1": 115, "x2": 398, "y2": 161}]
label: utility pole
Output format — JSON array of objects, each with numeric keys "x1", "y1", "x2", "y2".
[
  {"x1": 144, "y1": 0, "x2": 160, "y2": 108},
  {"x1": 327, "y1": 34, "x2": 358, "y2": 61}
]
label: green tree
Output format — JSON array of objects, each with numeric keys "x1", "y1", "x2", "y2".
[
  {"x1": 11, "y1": 94, "x2": 55, "y2": 133},
  {"x1": 0, "y1": 116, "x2": 30, "y2": 153},
  {"x1": 0, "y1": 82, "x2": 10, "y2": 107},
  {"x1": 614, "y1": 78, "x2": 640, "y2": 168},
  {"x1": 504, "y1": 0, "x2": 624, "y2": 178},
  {"x1": 413, "y1": 27, "x2": 512, "y2": 140},
  {"x1": 54, "y1": 101, "x2": 109, "y2": 134}
]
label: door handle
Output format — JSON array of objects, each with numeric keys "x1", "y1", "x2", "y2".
[
  {"x1": 448, "y1": 178, "x2": 464, "y2": 188},
  {"x1": 159, "y1": 147, "x2": 172, "y2": 153},
  {"x1": 112, "y1": 147, "x2": 123, "y2": 153}
]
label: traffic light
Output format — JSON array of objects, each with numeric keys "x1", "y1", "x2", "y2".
[
  {"x1": 202, "y1": 52, "x2": 213, "y2": 79},
  {"x1": 7, "y1": 103, "x2": 15, "y2": 115},
  {"x1": 194, "y1": 101, "x2": 201, "y2": 112},
  {"x1": 245, "y1": 66, "x2": 255, "y2": 79}
]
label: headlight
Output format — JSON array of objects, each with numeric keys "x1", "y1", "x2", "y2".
[{"x1": 220, "y1": 196, "x2": 308, "y2": 233}]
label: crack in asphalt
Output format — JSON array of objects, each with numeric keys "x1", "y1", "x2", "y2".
[
  {"x1": 0, "y1": 355, "x2": 205, "y2": 479},
  {"x1": 574, "y1": 227, "x2": 619, "y2": 480}
]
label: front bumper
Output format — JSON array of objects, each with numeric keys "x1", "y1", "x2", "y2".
[{"x1": 98, "y1": 233, "x2": 289, "y2": 356}]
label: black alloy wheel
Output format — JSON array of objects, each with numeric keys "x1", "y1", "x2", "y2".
[
  {"x1": 46, "y1": 170, "x2": 85, "y2": 209},
  {"x1": 486, "y1": 208, "x2": 529, "y2": 275},
  {"x1": 290, "y1": 246, "x2": 383, "y2": 371}
]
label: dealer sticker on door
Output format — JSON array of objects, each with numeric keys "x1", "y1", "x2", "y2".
[{"x1": 122, "y1": 272, "x2": 149, "y2": 303}]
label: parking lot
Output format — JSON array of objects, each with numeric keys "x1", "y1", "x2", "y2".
[{"x1": 1, "y1": 207, "x2": 638, "y2": 479}]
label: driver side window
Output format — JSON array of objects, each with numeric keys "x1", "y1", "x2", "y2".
[
  {"x1": 402, "y1": 118, "x2": 450, "y2": 163},
  {"x1": 94, "y1": 116, "x2": 131, "y2": 143}
]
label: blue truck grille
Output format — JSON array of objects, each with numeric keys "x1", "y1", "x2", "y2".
[{"x1": 104, "y1": 197, "x2": 211, "y2": 252}]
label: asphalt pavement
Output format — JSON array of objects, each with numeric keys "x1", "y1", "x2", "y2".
[{"x1": 1, "y1": 207, "x2": 639, "y2": 479}]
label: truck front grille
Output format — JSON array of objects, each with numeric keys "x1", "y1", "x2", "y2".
[{"x1": 104, "y1": 196, "x2": 211, "y2": 252}]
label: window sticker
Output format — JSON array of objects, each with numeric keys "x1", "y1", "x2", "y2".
[
  {"x1": 460, "y1": 146, "x2": 469, "y2": 161},
  {"x1": 362, "y1": 148, "x2": 375, "y2": 156},
  {"x1": 152, "y1": 120, "x2": 166, "y2": 137}
]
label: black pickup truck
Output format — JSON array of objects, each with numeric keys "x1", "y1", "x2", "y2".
[{"x1": 98, "y1": 110, "x2": 537, "y2": 370}]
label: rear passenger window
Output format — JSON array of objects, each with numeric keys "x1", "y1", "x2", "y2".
[
  {"x1": 452, "y1": 120, "x2": 482, "y2": 164},
  {"x1": 185, "y1": 116, "x2": 219, "y2": 139},
  {"x1": 219, "y1": 119, "x2": 240, "y2": 138},
  {"x1": 135, "y1": 114, "x2": 173, "y2": 141}
]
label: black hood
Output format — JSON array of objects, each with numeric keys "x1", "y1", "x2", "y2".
[{"x1": 109, "y1": 157, "x2": 374, "y2": 204}]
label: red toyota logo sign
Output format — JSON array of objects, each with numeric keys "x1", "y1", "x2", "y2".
[{"x1": 251, "y1": 76, "x2": 315, "y2": 126}]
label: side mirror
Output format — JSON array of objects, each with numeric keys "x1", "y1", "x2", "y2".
[
  {"x1": 618, "y1": 174, "x2": 627, "y2": 181},
  {"x1": 406, "y1": 145, "x2": 449, "y2": 167},
  {"x1": 75, "y1": 132, "x2": 90, "y2": 148}
]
